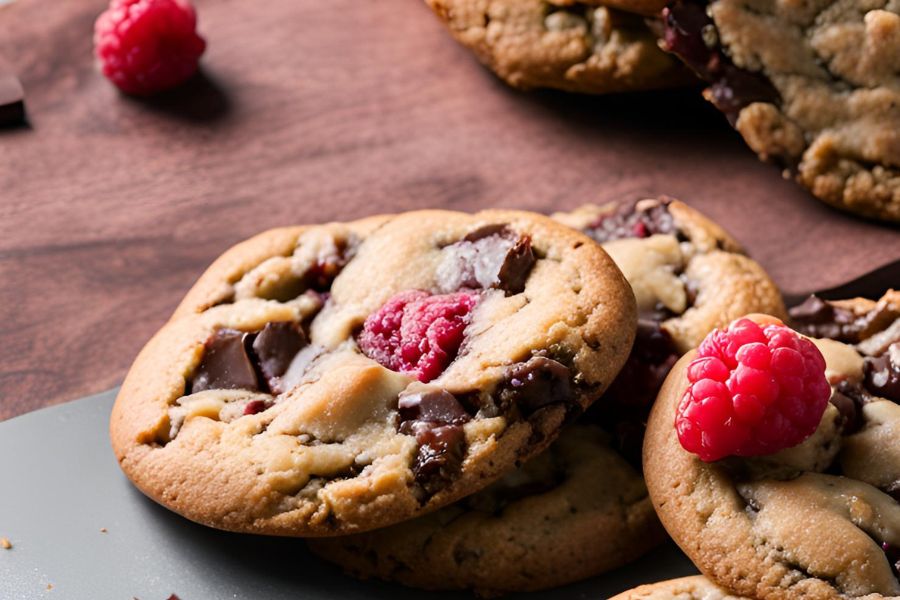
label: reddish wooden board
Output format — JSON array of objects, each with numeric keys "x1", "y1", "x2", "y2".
[{"x1": 0, "y1": 0, "x2": 897, "y2": 420}]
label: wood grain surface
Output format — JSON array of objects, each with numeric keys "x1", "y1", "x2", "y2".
[{"x1": 0, "y1": 0, "x2": 897, "y2": 420}]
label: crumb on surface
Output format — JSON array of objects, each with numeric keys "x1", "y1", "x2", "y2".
[
  {"x1": 0, "y1": 537, "x2": 11, "y2": 550},
  {"x1": 46, "y1": 583, "x2": 53, "y2": 590},
  {"x1": 167, "y1": 594, "x2": 181, "y2": 600},
  {"x1": 100, "y1": 528, "x2": 108, "y2": 533}
]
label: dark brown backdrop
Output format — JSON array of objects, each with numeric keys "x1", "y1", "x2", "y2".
[{"x1": 1, "y1": 0, "x2": 897, "y2": 420}]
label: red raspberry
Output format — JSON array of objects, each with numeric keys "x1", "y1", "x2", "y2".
[
  {"x1": 94, "y1": 0, "x2": 206, "y2": 95},
  {"x1": 675, "y1": 318, "x2": 831, "y2": 462},
  {"x1": 358, "y1": 290, "x2": 479, "y2": 383}
]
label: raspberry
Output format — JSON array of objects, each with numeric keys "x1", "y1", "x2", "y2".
[
  {"x1": 358, "y1": 290, "x2": 479, "y2": 383},
  {"x1": 675, "y1": 318, "x2": 831, "y2": 462},
  {"x1": 94, "y1": 0, "x2": 206, "y2": 95}
]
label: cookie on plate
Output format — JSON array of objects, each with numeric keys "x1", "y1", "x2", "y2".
[
  {"x1": 661, "y1": 0, "x2": 900, "y2": 222},
  {"x1": 610, "y1": 575, "x2": 745, "y2": 599},
  {"x1": 426, "y1": 0, "x2": 693, "y2": 93},
  {"x1": 644, "y1": 296, "x2": 900, "y2": 599},
  {"x1": 110, "y1": 209, "x2": 637, "y2": 536},
  {"x1": 309, "y1": 198, "x2": 786, "y2": 593}
]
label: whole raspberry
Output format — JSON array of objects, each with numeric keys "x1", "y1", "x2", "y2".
[
  {"x1": 358, "y1": 290, "x2": 479, "y2": 383},
  {"x1": 94, "y1": 0, "x2": 206, "y2": 95},
  {"x1": 676, "y1": 318, "x2": 831, "y2": 462}
]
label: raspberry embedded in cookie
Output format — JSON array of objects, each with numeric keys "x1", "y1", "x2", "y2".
[
  {"x1": 676, "y1": 318, "x2": 832, "y2": 462},
  {"x1": 358, "y1": 290, "x2": 480, "y2": 383}
]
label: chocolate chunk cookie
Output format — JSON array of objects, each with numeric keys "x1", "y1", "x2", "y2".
[
  {"x1": 426, "y1": 0, "x2": 693, "y2": 93},
  {"x1": 310, "y1": 424, "x2": 662, "y2": 595},
  {"x1": 110, "y1": 209, "x2": 636, "y2": 536},
  {"x1": 611, "y1": 576, "x2": 745, "y2": 599},
  {"x1": 645, "y1": 295, "x2": 900, "y2": 599},
  {"x1": 309, "y1": 198, "x2": 785, "y2": 593},
  {"x1": 661, "y1": 0, "x2": 900, "y2": 222}
]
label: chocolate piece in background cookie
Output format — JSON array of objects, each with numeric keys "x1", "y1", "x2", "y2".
[
  {"x1": 424, "y1": 0, "x2": 694, "y2": 95},
  {"x1": 437, "y1": 224, "x2": 535, "y2": 294},
  {"x1": 659, "y1": 0, "x2": 900, "y2": 222}
]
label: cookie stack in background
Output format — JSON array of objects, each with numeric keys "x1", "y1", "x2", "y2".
[{"x1": 425, "y1": 0, "x2": 900, "y2": 223}]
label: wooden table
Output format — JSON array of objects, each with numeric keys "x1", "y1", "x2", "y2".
[{"x1": 0, "y1": 0, "x2": 897, "y2": 420}]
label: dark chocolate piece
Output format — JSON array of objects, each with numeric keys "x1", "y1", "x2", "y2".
[
  {"x1": 440, "y1": 225, "x2": 536, "y2": 294},
  {"x1": 251, "y1": 321, "x2": 307, "y2": 393},
  {"x1": 789, "y1": 295, "x2": 863, "y2": 343},
  {"x1": 190, "y1": 329, "x2": 260, "y2": 393},
  {"x1": 584, "y1": 198, "x2": 679, "y2": 243},
  {"x1": 398, "y1": 389, "x2": 470, "y2": 425},
  {"x1": 397, "y1": 389, "x2": 471, "y2": 495},
  {"x1": 498, "y1": 356, "x2": 574, "y2": 417},
  {"x1": 864, "y1": 345, "x2": 900, "y2": 403},
  {"x1": 0, "y1": 71, "x2": 25, "y2": 127},
  {"x1": 662, "y1": 0, "x2": 779, "y2": 125},
  {"x1": 886, "y1": 481, "x2": 900, "y2": 503},
  {"x1": 830, "y1": 380, "x2": 874, "y2": 434},
  {"x1": 882, "y1": 542, "x2": 900, "y2": 580}
]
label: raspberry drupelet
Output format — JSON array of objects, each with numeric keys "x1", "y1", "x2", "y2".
[
  {"x1": 358, "y1": 290, "x2": 480, "y2": 383},
  {"x1": 676, "y1": 317, "x2": 831, "y2": 462},
  {"x1": 94, "y1": 0, "x2": 206, "y2": 95}
]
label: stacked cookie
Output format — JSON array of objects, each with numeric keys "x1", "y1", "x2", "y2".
[
  {"x1": 425, "y1": 0, "x2": 900, "y2": 222},
  {"x1": 614, "y1": 292, "x2": 900, "y2": 598},
  {"x1": 112, "y1": 201, "x2": 794, "y2": 594}
]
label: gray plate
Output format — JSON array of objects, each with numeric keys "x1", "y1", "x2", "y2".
[{"x1": 0, "y1": 390, "x2": 698, "y2": 599}]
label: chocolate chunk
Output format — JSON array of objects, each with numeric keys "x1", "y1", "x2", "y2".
[
  {"x1": 397, "y1": 389, "x2": 471, "y2": 495},
  {"x1": 789, "y1": 295, "x2": 863, "y2": 343},
  {"x1": 864, "y1": 345, "x2": 900, "y2": 403},
  {"x1": 400, "y1": 420, "x2": 468, "y2": 495},
  {"x1": 662, "y1": 0, "x2": 779, "y2": 124},
  {"x1": 498, "y1": 357, "x2": 574, "y2": 417},
  {"x1": 584, "y1": 198, "x2": 679, "y2": 243},
  {"x1": 830, "y1": 380, "x2": 873, "y2": 433},
  {"x1": 398, "y1": 389, "x2": 471, "y2": 425},
  {"x1": 439, "y1": 225, "x2": 536, "y2": 294},
  {"x1": 190, "y1": 329, "x2": 259, "y2": 393},
  {"x1": 0, "y1": 71, "x2": 25, "y2": 127},
  {"x1": 251, "y1": 321, "x2": 307, "y2": 393}
]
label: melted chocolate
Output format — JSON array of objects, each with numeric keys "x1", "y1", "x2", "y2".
[
  {"x1": 789, "y1": 295, "x2": 863, "y2": 343},
  {"x1": 864, "y1": 346, "x2": 900, "y2": 403},
  {"x1": 397, "y1": 389, "x2": 472, "y2": 495},
  {"x1": 440, "y1": 225, "x2": 536, "y2": 294},
  {"x1": 662, "y1": 0, "x2": 779, "y2": 124},
  {"x1": 584, "y1": 198, "x2": 680, "y2": 244},
  {"x1": 252, "y1": 321, "x2": 308, "y2": 393},
  {"x1": 497, "y1": 357, "x2": 575, "y2": 417}
]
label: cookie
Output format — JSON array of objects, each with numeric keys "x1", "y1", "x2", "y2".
[
  {"x1": 110, "y1": 209, "x2": 637, "y2": 536},
  {"x1": 610, "y1": 575, "x2": 745, "y2": 600},
  {"x1": 661, "y1": 0, "x2": 900, "y2": 222},
  {"x1": 310, "y1": 424, "x2": 663, "y2": 595},
  {"x1": 644, "y1": 293, "x2": 900, "y2": 599},
  {"x1": 309, "y1": 198, "x2": 786, "y2": 593},
  {"x1": 426, "y1": 0, "x2": 693, "y2": 94}
]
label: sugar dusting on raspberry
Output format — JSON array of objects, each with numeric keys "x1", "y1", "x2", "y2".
[
  {"x1": 358, "y1": 290, "x2": 479, "y2": 383},
  {"x1": 676, "y1": 318, "x2": 831, "y2": 462},
  {"x1": 94, "y1": 0, "x2": 206, "y2": 95}
]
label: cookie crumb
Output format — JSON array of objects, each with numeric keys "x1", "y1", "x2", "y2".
[
  {"x1": 167, "y1": 594, "x2": 182, "y2": 600},
  {"x1": 46, "y1": 583, "x2": 53, "y2": 590},
  {"x1": 100, "y1": 528, "x2": 108, "y2": 533},
  {"x1": 0, "y1": 537, "x2": 11, "y2": 550}
]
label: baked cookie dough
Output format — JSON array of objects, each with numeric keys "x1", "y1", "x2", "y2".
[
  {"x1": 426, "y1": 0, "x2": 693, "y2": 93},
  {"x1": 110, "y1": 210, "x2": 637, "y2": 536},
  {"x1": 610, "y1": 575, "x2": 745, "y2": 599},
  {"x1": 661, "y1": 0, "x2": 900, "y2": 222},
  {"x1": 644, "y1": 293, "x2": 900, "y2": 599},
  {"x1": 309, "y1": 198, "x2": 786, "y2": 593}
]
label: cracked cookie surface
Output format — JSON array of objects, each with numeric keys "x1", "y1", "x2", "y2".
[
  {"x1": 426, "y1": 0, "x2": 693, "y2": 93},
  {"x1": 644, "y1": 293, "x2": 900, "y2": 599},
  {"x1": 309, "y1": 199, "x2": 785, "y2": 593},
  {"x1": 110, "y1": 209, "x2": 636, "y2": 536},
  {"x1": 661, "y1": 0, "x2": 900, "y2": 222}
]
